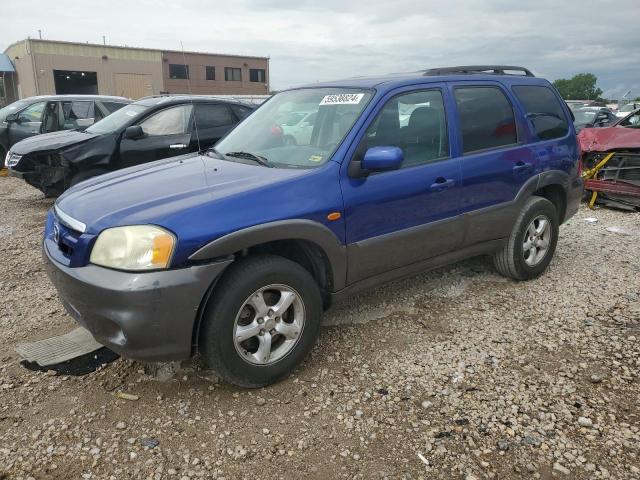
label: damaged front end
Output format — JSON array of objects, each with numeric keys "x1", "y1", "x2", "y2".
[
  {"x1": 582, "y1": 150, "x2": 640, "y2": 210},
  {"x1": 9, "y1": 151, "x2": 72, "y2": 196},
  {"x1": 579, "y1": 127, "x2": 640, "y2": 211}
]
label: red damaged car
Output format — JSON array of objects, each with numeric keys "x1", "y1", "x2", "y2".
[{"x1": 578, "y1": 108, "x2": 640, "y2": 210}]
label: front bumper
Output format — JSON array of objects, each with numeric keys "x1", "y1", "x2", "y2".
[
  {"x1": 9, "y1": 164, "x2": 69, "y2": 192},
  {"x1": 43, "y1": 242, "x2": 232, "y2": 361}
]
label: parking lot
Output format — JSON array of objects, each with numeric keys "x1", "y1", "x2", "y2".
[{"x1": 0, "y1": 176, "x2": 637, "y2": 479}]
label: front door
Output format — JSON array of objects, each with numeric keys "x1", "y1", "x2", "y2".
[
  {"x1": 340, "y1": 86, "x2": 463, "y2": 284},
  {"x1": 8, "y1": 101, "x2": 46, "y2": 147},
  {"x1": 118, "y1": 104, "x2": 193, "y2": 168}
]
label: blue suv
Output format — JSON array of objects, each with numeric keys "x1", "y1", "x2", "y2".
[{"x1": 43, "y1": 66, "x2": 583, "y2": 387}]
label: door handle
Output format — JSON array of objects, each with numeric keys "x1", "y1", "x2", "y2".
[
  {"x1": 513, "y1": 161, "x2": 532, "y2": 172},
  {"x1": 169, "y1": 143, "x2": 187, "y2": 149},
  {"x1": 430, "y1": 177, "x2": 455, "y2": 191}
]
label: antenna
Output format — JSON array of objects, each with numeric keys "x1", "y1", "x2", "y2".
[{"x1": 180, "y1": 41, "x2": 201, "y2": 153}]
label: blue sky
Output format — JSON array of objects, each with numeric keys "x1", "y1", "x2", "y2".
[{"x1": 2, "y1": 0, "x2": 639, "y2": 98}]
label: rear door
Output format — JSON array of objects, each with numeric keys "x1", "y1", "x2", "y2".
[
  {"x1": 7, "y1": 101, "x2": 46, "y2": 146},
  {"x1": 449, "y1": 82, "x2": 537, "y2": 245},
  {"x1": 118, "y1": 104, "x2": 193, "y2": 168},
  {"x1": 191, "y1": 103, "x2": 238, "y2": 151}
]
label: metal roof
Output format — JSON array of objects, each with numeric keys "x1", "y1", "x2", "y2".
[{"x1": 0, "y1": 53, "x2": 15, "y2": 73}]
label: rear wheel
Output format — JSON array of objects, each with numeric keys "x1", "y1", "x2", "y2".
[
  {"x1": 493, "y1": 196, "x2": 559, "y2": 280},
  {"x1": 199, "y1": 255, "x2": 323, "y2": 387}
]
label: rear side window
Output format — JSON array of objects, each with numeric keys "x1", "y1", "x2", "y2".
[
  {"x1": 61, "y1": 101, "x2": 95, "y2": 129},
  {"x1": 454, "y1": 87, "x2": 517, "y2": 154},
  {"x1": 230, "y1": 104, "x2": 253, "y2": 120},
  {"x1": 102, "y1": 101, "x2": 128, "y2": 114},
  {"x1": 512, "y1": 85, "x2": 569, "y2": 140},
  {"x1": 195, "y1": 104, "x2": 235, "y2": 129}
]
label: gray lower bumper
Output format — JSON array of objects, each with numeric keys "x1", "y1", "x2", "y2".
[{"x1": 43, "y1": 243, "x2": 232, "y2": 361}]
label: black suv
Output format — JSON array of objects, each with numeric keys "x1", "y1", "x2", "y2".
[
  {"x1": 7, "y1": 95, "x2": 256, "y2": 195},
  {"x1": 0, "y1": 95, "x2": 130, "y2": 162}
]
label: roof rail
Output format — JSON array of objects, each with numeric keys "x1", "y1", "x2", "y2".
[{"x1": 424, "y1": 65, "x2": 534, "y2": 77}]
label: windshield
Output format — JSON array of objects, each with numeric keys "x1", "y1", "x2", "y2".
[
  {"x1": 86, "y1": 104, "x2": 148, "y2": 134},
  {"x1": 573, "y1": 109, "x2": 597, "y2": 125},
  {"x1": 0, "y1": 100, "x2": 30, "y2": 123},
  {"x1": 215, "y1": 88, "x2": 373, "y2": 168}
]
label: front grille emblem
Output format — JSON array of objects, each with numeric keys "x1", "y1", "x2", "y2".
[{"x1": 53, "y1": 222, "x2": 60, "y2": 244}]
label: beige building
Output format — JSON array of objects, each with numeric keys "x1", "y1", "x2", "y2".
[{"x1": 1, "y1": 39, "x2": 269, "y2": 103}]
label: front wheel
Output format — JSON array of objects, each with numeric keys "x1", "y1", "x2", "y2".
[
  {"x1": 493, "y1": 196, "x2": 559, "y2": 281},
  {"x1": 199, "y1": 255, "x2": 323, "y2": 387}
]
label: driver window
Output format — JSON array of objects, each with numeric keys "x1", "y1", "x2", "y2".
[
  {"x1": 139, "y1": 105, "x2": 193, "y2": 136},
  {"x1": 17, "y1": 101, "x2": 46, "y2": 123},
  {"x1": 620, "y1": 112, "x2": 640, "y2": 128},
  {"x1": 365, "y1": 90, "x2": 449, "y2": 168}
]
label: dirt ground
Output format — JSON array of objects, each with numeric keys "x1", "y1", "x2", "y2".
[{"x1": 0, "y1": 176, "x2": 638, "y2": 480}]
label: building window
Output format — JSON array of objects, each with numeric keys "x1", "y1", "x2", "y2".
[
  {"x1": 205, "y1": 66, "x2": 216, "y2": 81},
  {"x1": 169, "y1": 64, "x2": 189, "y2": 80},
  {"x1": 250, "y1": 69, "x2": 266, "y2": 83},
  {"x1": 225, "y1": 67, "x2": 242, "y2": 82}
]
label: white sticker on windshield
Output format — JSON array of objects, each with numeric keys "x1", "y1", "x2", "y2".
[
  {"x1": 320, "y1": 93, "x2": 364, "y2": 106},
  {"x1": 125, "y1": 110, "x2": 138, "y2": 116}
]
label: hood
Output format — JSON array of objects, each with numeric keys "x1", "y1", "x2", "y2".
[
  {"x1": 10, "y1": 129, "x2": 100, "y2": 155},
  {"x1": 55, "y1": 153, "x2": 308, "y2": 234},
  {"x1": 578, "y1": 126, "x2": 640, "y2": 152}
]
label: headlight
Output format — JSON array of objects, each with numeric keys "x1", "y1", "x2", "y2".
[
  {"x1": 90, "y1": 225, "x2": 176, "y2": 271},
  {"x1": 5, "y1": 152, "x2": 21, "y2": 168}
]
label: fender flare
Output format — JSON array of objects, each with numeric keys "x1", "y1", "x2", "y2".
[
  {"x1": 189, "y1": 219, "x2": 348, "y2": 291},
  {"x1": 537, "y1": 170, "x2": 570, "y2": 190},
  {"x1": 513, "y1": 170, "x2": 570, "y2": 206}
]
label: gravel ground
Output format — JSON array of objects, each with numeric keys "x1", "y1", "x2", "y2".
[{"x1": 0, "y1": 176, "x2": 638, "y2": 480}]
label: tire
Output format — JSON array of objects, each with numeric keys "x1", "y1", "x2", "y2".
[
  {"x1": 199, "y1": 254, "x2": 323, "y2": 388},
  {"x1": 493, "y1": 196, "x2": 559, "y2": 281},
  {"x1": 70, "y1": 168, "x2": 109, "y2": 187}
]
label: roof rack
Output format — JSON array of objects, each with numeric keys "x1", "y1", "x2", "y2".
[{"x1": 424, "y1": 65, "x2": 534, "y2": 77}]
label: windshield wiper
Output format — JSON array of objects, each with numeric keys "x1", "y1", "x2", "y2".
[{"x1": 224, "y1": 151, "x2": 273, "y2": 168}]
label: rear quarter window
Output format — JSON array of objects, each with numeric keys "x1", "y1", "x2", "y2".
[
  {"x1": 102, "y1": 102, "x2": 129, "y2": 114},
  {"x1": 512, "y1": 85, "x2": 569, "y2": 140}
]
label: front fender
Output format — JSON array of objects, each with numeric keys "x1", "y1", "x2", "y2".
[{"x1": 189, "y1": 219, "x2": 347, "y2": 291}]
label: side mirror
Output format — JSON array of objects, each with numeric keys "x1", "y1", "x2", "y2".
[
  {"x1": 124, "y1": 125, "x2": 144, "y2": 139},
  {"x1": 5, "y1": 113, "x2": 19, "y2": 123},
  {"x1": 362, "y1": 146, "x2": 404, "y2": 171}
]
